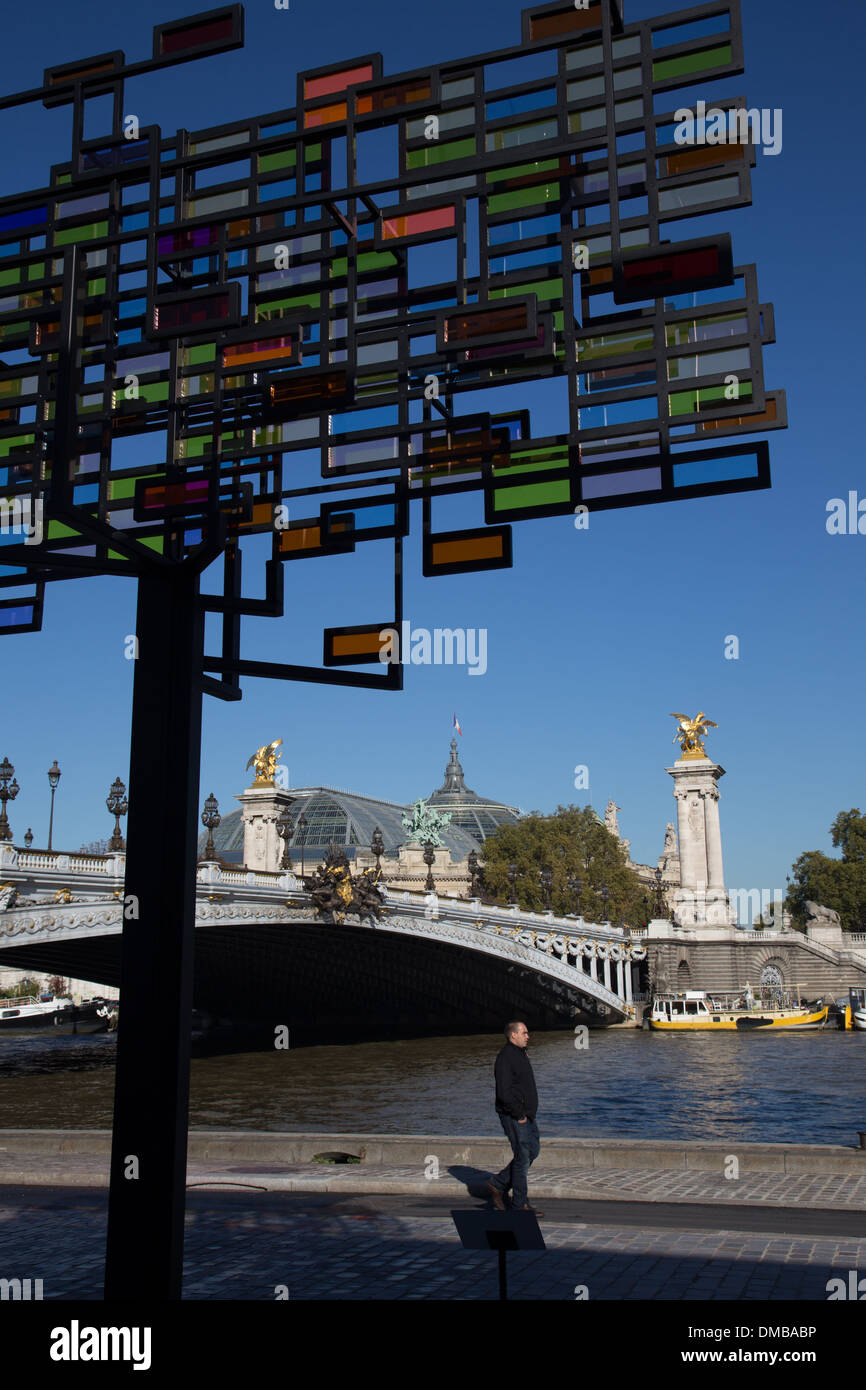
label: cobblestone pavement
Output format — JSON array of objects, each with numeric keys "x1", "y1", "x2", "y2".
[
  {"x1": 4, "y1": 1153, "x2": 866, "y2": 1210},
  {"x1": 1, "y1": 1189, "x2": 863, "y2": 1301}
]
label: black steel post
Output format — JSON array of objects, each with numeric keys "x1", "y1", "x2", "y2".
[{"x1": 104, "y1": 566, "x2": 204, "y2": 1300}]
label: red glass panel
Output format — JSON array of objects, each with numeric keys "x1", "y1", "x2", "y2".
[
  {"x1": 304, "y1": 65, "x2": 375, "y2": 101},
  {"x1": 158, "y1": 13, "x2": 236, "y2": 56},
  {"x1": 382, "y1": 206, "x2": 455, "y2": 240},
  {"x1": 445, "y1": 304, "x2": 529, "y2": 342}
]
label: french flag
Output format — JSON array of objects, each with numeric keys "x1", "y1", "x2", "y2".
[{"x1": 453, "y1": 713, "x2": 463, "y2": 735}]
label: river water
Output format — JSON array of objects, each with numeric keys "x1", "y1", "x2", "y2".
[{"x1": 0, "y1": 1029, "x2": 863, "y2": 1146}]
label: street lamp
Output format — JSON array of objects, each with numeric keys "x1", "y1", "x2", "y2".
[
  {"x1": 467, "y1": 849, "x2": 480, "y2": 897},
  {"x1": 23, "y1": 827, "x2": 33, "y2": 849},
  {"x1": 106, "y1": 778, "x2": 128, "y2": 852},
  {"x1": 540, "y1": 866, "x2": 553, "y2": 912},
  {"x1": 654, "y1": 866, "x2": 665, "y2": 918},
  {"x1": 297, "y1": 812, "x2": 308, "y2": 879},
  {"x1": 569, "y1": 875, "x2": 583, "y2": 918},
  {"x1": 507, "y1": 862, "x2": 519, "y2": 906},
  {"x1": 276, "y1": 803, "x2": 295, "y2": 871},
  {"x1": 371, "y1": 826, "x2": 384, "y2": 878},
  {"x1": 0, "y1": 758, "x2": 19, "y2": 842},
  {"x1": 601, "y1": 885, "x2": 610, "y2": 923},
  {"x1": 423, "y1": 841, "x2": 436, "y2": 892},
  {"x1": 200, "y1": 793, "x2": 221, "y2": 862},
  {"x1": 47, "y1": 761, "x2": 61, "y2": 852}
]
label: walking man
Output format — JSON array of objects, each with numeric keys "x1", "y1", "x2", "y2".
[{"x1": 487, "y1": 1020, "x2": 543, "y2": 1216}]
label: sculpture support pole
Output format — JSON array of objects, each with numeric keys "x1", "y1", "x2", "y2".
[{"x1": 104, "y1": 567, "x2": 203, "y2": 1300}]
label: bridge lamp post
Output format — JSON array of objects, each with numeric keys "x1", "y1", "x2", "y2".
[
  {"x1": 654, "y1": 866, "x2": 665, "y2": 918},
  {"x1": 423, "y1": 841, "x2": 436, "y2": 892},
  {"x1": 371, "y1": 827, "x2": 385, "y2": 879},
  {"x1": 507, "y1": 863, "x2": 519, "y2": 907},
  {"x1": 47, "y1": 761, "x2": 61, "y2": 852},
  {"x1": 0, "y1": 759, "x2": 19, "y2": 842},
  {"x1": 467, "y1": 849, "x2": 480, "y2": 897},
  {"x1": 569, "y1": 875, "x2": 583, "y2": 920},
  {"x1": 540, "y1": 866, "x2": 553, "y2": 912},
  {"x1": 106, "y1": 779, "x2": 128, "y2": 853},
  {"x1": 23, "y1": 828, "x2": 33, "y2": 850},
  {"x1": 297, "y1": 814, "x2": 308, "y2": 879},
  {"x1": 276, "y1": 805, "x2": 295, "y2": 871},
  {"x1": 601, "y1": 885, "x2": 610, "y2": 924},
  {"x1": 200, "y1": 794, "x2": 221, "y2": 863}
]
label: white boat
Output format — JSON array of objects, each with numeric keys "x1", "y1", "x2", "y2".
[{"x1": 0, "y1": 993, "x2": 110, "y2": 1032}]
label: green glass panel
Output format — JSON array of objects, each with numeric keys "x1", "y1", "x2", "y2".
[
  {"x1": 186, "y1": 344, "x2": 216, "y2": 365},
  {"x1": 183, "y1": 435, "x2": 213, "y2": 457},
  {"x1": 258, "y1": 148, "x2": 297, "y2": 173},
  {"x1": 0, "y1": 320, "x2": 30, "y2": 341},
  {"x1": 494, "y1": 447, "x2": 569, "y2": 479},
  {"x1": 305, "y1": 144, "x2": 323, "y2": 162},
  {"x1": 54, "y1": 221, "x2": 109, "y2": 246},
  {"x1": 486, "y1": 158, "x2": 559, "y2": 185},
  {"x1": 652, "y1": 44, "x2": 732, "y2": 81},
  {"x1": 494, "y1": 479, "x2": 571, "y2": 511},
  {"x1": 46, "y1": 520, "x2": 78, "y2": 538},
  {"x1": 140, "y1": 536, "x2": 165, "y2": 553},
  {"x1": 331, "y1": 251, "x2": 398, "y2": 277},
  {"x1": 669, "y1": 381, "x2": 752, "y2": 415},
  {"x1": 406, "y1": 138, "x2": 476, "y2": 169},
  {"x1": 88, "y1": 277, "x2": 106, "y2": 296},
  {"x1": 490, "y1": 277, "x2": 562, "y2": 302},
  {"x1": 0, "y1": 268, "x2": 21, "y2": 287},
  {"x1": 580, "y1": 329, "x2": 655, "y2": 359},
  {"x1": 27, "y1": 264, "x2": 45, "y2": 282},
  {"x1": 257, "y1": 293, "x2": 321, "y2": 314},
  {"x1": 488, "y1": 184, "x2": 559, "y2": 213},
  {"x1": 0, "y1": 433, "x2": 34, "y2": 457},
  {"x1": 109, "y1": 475, "x2": 145, "y2": 500}
]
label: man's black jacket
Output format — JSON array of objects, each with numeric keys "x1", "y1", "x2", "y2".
[{"x1": 494, "y1": 1040, "x2": 538, "y2": 1122}]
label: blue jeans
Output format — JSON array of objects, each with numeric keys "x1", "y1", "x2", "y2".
[{"x1": 491, "y1": 1114, "x2": 540, "y2": 1208}]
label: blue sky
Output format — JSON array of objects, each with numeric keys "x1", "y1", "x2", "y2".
[{"x1": 1, "y1": 0, "x2": 863, "y2": 915}]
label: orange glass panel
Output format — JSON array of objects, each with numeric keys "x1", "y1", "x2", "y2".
[
  {"x1": 304, "y1": 65, "x2": 375, "y2": 101},
  {"x1": 666, "y1": 144, "x2": 745, "y2": 176},
  {"x1": 530, "y1": 4, "x2": 601, "y2": 39},
  {"x1": 222, "y1": 336, "x2": 295, "y2": 368},
  {"x1": 358, "y1": 79, "x2": 432, "y2": 113},
  {"x1": 702, "y1": 399, "x2": 778, "y2": 431},
  {"x1": 49, "y1": 59, "x2": 117, "y2": 86},
  {"x1": 445, "y1": 304, "x2": 529, "y2": 342},
  {"x1": 328, "y1": 631, "x2": 382, "y2": 658},
  {"x1": 304, "y1": 103, "x2": 348, "y2": 129},
  {"x1": 431, "y1": 534, "x2": 504, "y2": 566},
  {"x1": 279, "y1": 525, "x2": 322, "y2": 553},
  {"x1": 270, "y1": 369, "x2": 349, "y2": 406}
]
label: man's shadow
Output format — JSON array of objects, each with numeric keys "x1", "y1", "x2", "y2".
[{"x1": 448, "y1": 1164, "x2": 498, "y2": 1200}]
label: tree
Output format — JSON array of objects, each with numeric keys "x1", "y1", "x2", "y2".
[
  {"x1": 479, "y1": 804, "x2": 647, "y2": 924},
  {"x1": 47, "y1": 975, "x2": 69, "y2": 998},
  {"x1": 785, "y1": 808, "x2": 866, "y2": 932},
  {"x1": 0, "y1": 976, "x2": 43, "y2": 999}
]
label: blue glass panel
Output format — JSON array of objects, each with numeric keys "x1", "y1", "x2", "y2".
[
  {"x1": 486, "y1": 88, "x2": 556, "y2": 120},
  {"x1": 673, "y1": 453, "x2": 758, "y2": 487}
]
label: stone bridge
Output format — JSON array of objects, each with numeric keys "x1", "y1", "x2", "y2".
[{"x1": 0, "y1": 846, "x2": 646, "y2": 1033}]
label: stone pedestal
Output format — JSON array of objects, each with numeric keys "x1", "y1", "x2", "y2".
[
  {"x1": 236, "y1": 784, "x2": 295, "y2": 872},
  {"x1": 665, "y1": 756, "x2": 734, "y2": 927}
]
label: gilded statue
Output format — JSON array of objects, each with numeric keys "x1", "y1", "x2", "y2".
[
  {"x1": 245, "y1": 738, "x2": 283, "y2": 785},
  {"x1": 670, "y1": 712, "x2": 717, "y2": 760}
]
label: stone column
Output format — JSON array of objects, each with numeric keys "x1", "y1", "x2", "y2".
[
  {"x1": 666, "y1": 757, "x2": 732, "y2": 927},
  {"x1": 704, "y1": 789, "x2": 725, "y2": 890},
  {"x1": 236, "y1": 784, "x2": 295, "y2": 872}
]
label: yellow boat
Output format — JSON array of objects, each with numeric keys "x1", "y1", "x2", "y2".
[{"x1": 649, "y1": 990, "x2": 829, "y2": 1031}]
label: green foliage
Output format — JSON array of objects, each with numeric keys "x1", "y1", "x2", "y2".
[
  {"x1": 479, "y1": 804, "x2": 647, "y2": 924},
  {"x1": 0, "y1": 976, "x2": 43, "y2": 999},
  {"x1": 786, "y1": 808, "x2": 866, "y2": 931}
]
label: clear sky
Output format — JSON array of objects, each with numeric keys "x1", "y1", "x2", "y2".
[{"x1": 1, "y1": 0, "x2": 863, "y2": 918}]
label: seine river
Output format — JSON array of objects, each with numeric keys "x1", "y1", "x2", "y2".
[{"x1": 0, "y1": 1029, "x2": 863, "y2": 1146}]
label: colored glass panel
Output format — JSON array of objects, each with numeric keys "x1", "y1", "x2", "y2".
[
  {"x1": 382, "y1": 207, "x2": 456, "y2": 240},
  {"x1": 304, "y1": 65, "x2": 375, "y2": 100},
  {"x1": 530, "y1": 5, "x2": 602, "y2": 40},
  {"x1": 157, "y1": 11, "x2": 238, "y2": 56},
  {"x1": 652, "y1": 43, "x2": 733, "y2": 81},
  {"x1": 304, "y1": 103, "x2": 348, "y2": 129}
]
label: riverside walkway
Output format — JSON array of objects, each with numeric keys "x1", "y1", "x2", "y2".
[{"x1": 2, "y1": 1131, "x2": 864, "y2": 1300}]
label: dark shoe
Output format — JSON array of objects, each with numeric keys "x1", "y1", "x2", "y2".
[
  {"x1": 514, "y1": 1204, "x2": 544, "y2": 1217},
  {"x1": 486, "y1": 1180, "x2": 506, "y2": 1211}
]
